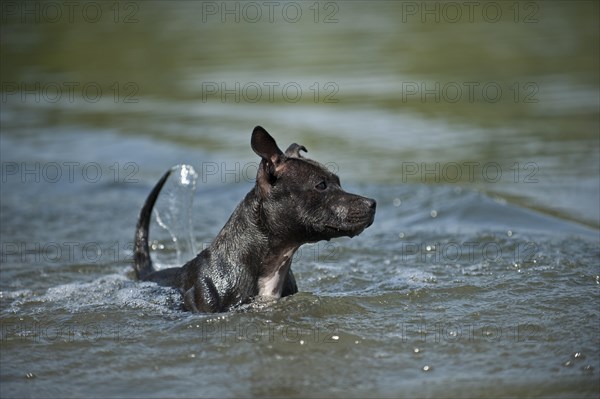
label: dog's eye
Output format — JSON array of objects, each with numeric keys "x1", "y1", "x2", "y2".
[{"x1": 315, "y1": 181, "x2": 327, "y2": 191}]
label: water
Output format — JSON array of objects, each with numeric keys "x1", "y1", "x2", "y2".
[{"x1": 1, "y1": 2, "x2": 599, "y2": 398}]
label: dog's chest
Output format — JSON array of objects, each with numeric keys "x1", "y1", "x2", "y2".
[{"x1": 257, "y1": 248, "x2": 295, "y2": 298}]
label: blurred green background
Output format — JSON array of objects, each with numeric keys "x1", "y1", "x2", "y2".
[{"x1": 1, "y1": 0, "x2": 599, "y2": 224}]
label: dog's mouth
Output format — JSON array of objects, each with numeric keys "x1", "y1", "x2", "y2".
[
  {"x1": 324, "y1": 225, "x2": 363, "y2": 238},
  {"x1": 324, "y1": 213, "x2": 375, "y2": 238},
  {"x1": 318, "y1": 196, "x2": 376, "y2": 239}
]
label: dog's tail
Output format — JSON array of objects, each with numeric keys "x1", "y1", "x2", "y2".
[{"x1": 133, "y1": 169, "x2": 172, "y2": 280}]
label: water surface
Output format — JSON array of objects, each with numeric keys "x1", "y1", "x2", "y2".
[{"x1": 1, "y1": 2, "x2": 599, "y2": 398}]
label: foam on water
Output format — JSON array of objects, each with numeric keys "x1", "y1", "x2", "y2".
[{"x1": 2, "y1": 272, "x2": 182, "y2": 316}]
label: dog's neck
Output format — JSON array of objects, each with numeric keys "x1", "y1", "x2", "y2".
[{"x1": 210, "y1": 189, "x2": 301, "y2": 298}]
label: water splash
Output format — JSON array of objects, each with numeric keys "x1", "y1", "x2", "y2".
[{"x1": 153, "y1": 164, "x2": 199, "y2": 268}]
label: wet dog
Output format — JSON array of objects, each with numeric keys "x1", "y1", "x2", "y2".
[{"x1": 133, "y1": 126, "x2": 376, "y2": 312}]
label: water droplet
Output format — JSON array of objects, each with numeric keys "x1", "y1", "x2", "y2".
[
  {"x1": 422, "y1": 365, "x2": 431, "y2": 372},
  {"x1": 393, "y1": 198, "x2": 402, "y2": 207},
  {"x1": 430, "y1": 210, "x2": 438, "y2": 218}
]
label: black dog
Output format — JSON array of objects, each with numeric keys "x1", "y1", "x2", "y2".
[{"x1": 133, "y1": 126, "x2": 376, "y2": 312}]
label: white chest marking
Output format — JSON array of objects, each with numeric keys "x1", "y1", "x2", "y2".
[{"x1": 258, "y1": 248, "x2": 295, "y2": 298}]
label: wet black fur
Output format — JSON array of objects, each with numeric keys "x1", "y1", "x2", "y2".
[{"x1": 133, "y1": 126, "x2": 376, "y2": 313}]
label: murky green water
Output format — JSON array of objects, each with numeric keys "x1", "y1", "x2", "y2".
[{"x1": 1, "y1": 1, "x2": 599, "y2": 398}]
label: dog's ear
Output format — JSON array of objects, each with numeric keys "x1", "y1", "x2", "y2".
[
  {"x1": 285, "y1": 143, "x2": 307, "y2": 158},
  {"x1": 252, "y1": 126, "x2": 284, "y2": 165},
  {"x1": 251, "y1": 126, "x2": 284, "y2": 195}
]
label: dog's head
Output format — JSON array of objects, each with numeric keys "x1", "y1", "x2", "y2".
[{"x1": 251, "y1": 126, "x2": 376, "y2": 243}]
